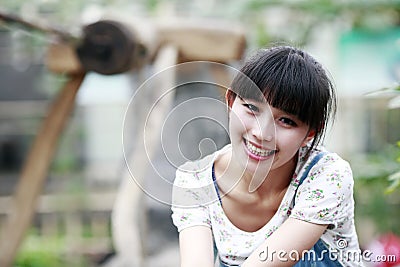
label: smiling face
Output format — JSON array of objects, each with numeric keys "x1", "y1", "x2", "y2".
[
  {"x1": 228, "y1": 46, "x2": 336, "y2": 161},
  {"x1": 225, "y1": 46, "x2": 336, "y2": 191},
  {"x1": 228, "y1": 92, "x2": 314, "y2": 178}
]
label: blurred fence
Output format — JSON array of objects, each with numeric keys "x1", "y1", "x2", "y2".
[{"x1": 0, "y1": 190, "x2": 116, "y2": 264}]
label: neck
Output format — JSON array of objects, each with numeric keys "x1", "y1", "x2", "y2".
[
  {"x1": 255, "y1": 156, "x2": 297, "y2": 195},
  {"x1": 216, "y1": 150, "x2": 297, "y2": 196}
]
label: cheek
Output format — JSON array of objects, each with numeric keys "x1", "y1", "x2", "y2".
[
  {"x1": 229, "y1": 115, "x2": 244, "y2": 135},
  {"x1": 230, "y1": 109, "x2": 246, "y2": 127},
  {"x1": 275, "y1": 128, "x2": 309, "y2": 148}
]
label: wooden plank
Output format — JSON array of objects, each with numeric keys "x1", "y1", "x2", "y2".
[
  {"x1": 156, "y1": 18, "x2": 246, "y2": 62},
  {"x1": 41, "y1": 213, "x2": 59, "y2": 236},
  {"x1": 0, "y1": 215, "x2": 4, "y2": 240},
  {"x1": 91, "y1": 213, "x2": 110, "y2": 237},
  {"x1": 0, "y1": 73, "x2": 85, "y2": 267},
  {"x1": 0, "y1": 101, "x2": 49, "y2": 118},
  {"x1": 64, "y1": 212, "x2": 82, "y2": 239},
  {"x1": 46, "y1": 42, "x2": 84, "y2": 74},
  {"x1": 0, "y1": 192, "x2": 116, "y2": 215}
]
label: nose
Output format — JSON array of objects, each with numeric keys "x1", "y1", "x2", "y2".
[{"x1": 251, "y1": 114, "x2": 275, "y2": 142}]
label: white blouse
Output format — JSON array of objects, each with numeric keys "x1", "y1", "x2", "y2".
[{"x1": 171, "y1": 144, "x2": 364, "y2": 266}]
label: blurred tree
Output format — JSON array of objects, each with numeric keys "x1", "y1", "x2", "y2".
[
  {"x1": 386, "y1": 140, "x2": 400, "y2": 193},
  {"x1": 383, "y1": 84, "x2": 400, "y2": 194},
  {"x1": 363, "y1": 83, "x2": 400, "y2": 194},
  {"x1": 2, "y1": 0, "x2": 400, "y2": 46},
  {"x1": 241, "y1": 0, "x2": 400, "y2": 46}
]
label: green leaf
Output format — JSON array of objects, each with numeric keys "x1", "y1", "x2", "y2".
[
  {"x1": 365, "y1": 84, "x2": 400, "y2": 97},
  {"x1": 388, "y1": 96, "x2": 400, "y2": 109},
  {"x1": 385, "y1": 170, "x2": 400, "y2": 194}
]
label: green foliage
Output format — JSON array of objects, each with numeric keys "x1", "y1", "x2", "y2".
[
  {"x1": 385, "y1": 85, "x2": 400, "y2": 193},
  {"x1": 364, "y1": 84, "x2": 400, "y2": 193},
  {"x1": 355, "y1": 177, "x2": 400, "y2": 235},
  {"x1": 2, "y1": 0, "x2": 400, "y2": 49},
  {"x1": 255, "y1": 22, "x2": 271, "y2": 47},
  {"x1": 385, "y1": 141, "x2": 400, "y2": 194},
  {"x1": 15, "y1": 250, "x2": 64, "y2": 267},
  {"x1": 353, "y1": 149, "x2": 400, "y2": 235},
  {"x1": 14, "y1": 235, "x2": 66, "y2": 267},
  {"x1": 14, "y1": 227, "x2": 95, "y2": 267},
  {"x1": 354, "y1": 85, "x2": 400, "y2": 234},
  {"x1": 145, "y1": 0, "x2": 162, "y2": 13},
  {"x1": 243, "y1": 0, "x2": 400, "y2": 46}
]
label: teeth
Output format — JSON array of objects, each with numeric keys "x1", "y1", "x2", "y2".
[{"x1": 245, "y1": 140, "x2": 275, "y2": 157}]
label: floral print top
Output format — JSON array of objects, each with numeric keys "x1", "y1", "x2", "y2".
[{"x1": 171, "y1": 144, "x2": 363, "y2": 267}]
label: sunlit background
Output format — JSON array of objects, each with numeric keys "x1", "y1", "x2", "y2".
[{"x1": 0, "y1": 0, "x2": 399, "y2": 266}]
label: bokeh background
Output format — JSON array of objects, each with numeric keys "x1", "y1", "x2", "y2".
[{"x1": 0, "y1": 0, "x2": 399, "y2": 266}]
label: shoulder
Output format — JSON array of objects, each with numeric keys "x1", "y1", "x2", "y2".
[
  {"x1": 299, "y1": 146, "x2": 353, "y2": 178},
  {"x1": 173, "y1": 152, "x2": 215, "y2": 188},
  {"x1": 172, "y1": 146, "x2": 230, "y2": 207},
  {"x1": 174, "y1": 144, "x2": 231, "y2": 187},
  {"x1": 296, "y1": 146, "x2": 354, "y2": 196},
  {"x1": 298, "y1": 147, "x2": 355, "y2": 202},
  {"x1": 313, "y1": 150, "x2": 353, "y2": 186},
  {"x1": 291, "y1": 147, "x2": 356, "y2": 226},
  {"x1": 315, "y1": 150, "x2": 352, "y2": 176}
]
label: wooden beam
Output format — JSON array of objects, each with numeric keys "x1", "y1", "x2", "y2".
[
  {"x1": 0, "y1": 192, "x2": 116, "y2": 214},
  {"x1": 156, "y1": 18, "x2": 246, "y2": 63},
  {"x1": 46, "y1": 42, "x2": 84, "y2": 74},
  {"x1": 0, "y1": 10, "x2": 76, "y2": 42},
  {"x1": 0, "y1": 73, "x2": 85, "y2": 267}
]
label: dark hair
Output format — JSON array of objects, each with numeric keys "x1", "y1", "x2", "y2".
[{"x1": 227, "y1": 45, "x2": 336, "y2": 155}]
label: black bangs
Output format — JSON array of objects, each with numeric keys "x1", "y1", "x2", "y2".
[{"x1": 264, "y1": 51, "x2": 330, "y2": 129}]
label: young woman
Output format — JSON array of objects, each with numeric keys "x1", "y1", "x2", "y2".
[{"x1": 171, "y1": 46, "x2": 363, "y2": 266}]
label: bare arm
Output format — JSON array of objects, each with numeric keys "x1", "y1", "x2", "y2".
[
  {"x1": 242, "y1": 218, "x2": 328, "y2": 267},
  {"x1": 179, "y1": 225, "x2": 215, "y2": 267}
]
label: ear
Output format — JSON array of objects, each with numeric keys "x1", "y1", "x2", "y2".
[
  {"x1": 302, "y1": 129, "x2": 315, "y2": 147},
  {"x1": 225, "y1": 89, "x2": 236, "y2": 108}
]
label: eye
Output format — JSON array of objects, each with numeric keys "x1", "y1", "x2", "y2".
[
  {"x1": 279, "y1": 117, "x2": 297, "y2": 127},
  {"x1": 243, "y1": 104, "x2": 259, "y2": 113}
]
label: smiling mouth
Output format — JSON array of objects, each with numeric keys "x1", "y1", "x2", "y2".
[{"x1": 244, "y1": 139, "x2": 276, "y2": 158}]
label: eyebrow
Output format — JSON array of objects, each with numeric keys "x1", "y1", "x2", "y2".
[{"x1": 238, "y1": 96, "x2": 265, "y2": 103}]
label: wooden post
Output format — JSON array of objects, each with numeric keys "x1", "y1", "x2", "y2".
[
  {"x1": 0, "y1": 73, "x2": 85, "y2": 267},
  {"x1": 104, "y1": 45, "x2": 178, "y2": 267}
]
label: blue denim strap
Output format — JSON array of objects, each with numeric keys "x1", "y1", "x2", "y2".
[
  {"x1": 299, "y1": 152, "x2": 327, "y2": 185},
  {"x1": 212, "y1": 163, "x2": 222, "y2": 205},
  {"x1": 293, "y1": 152, "x2": 343, "y2": 266},
  {"x1": 219, "y1": 261, "x2": 231, "y2": 267},
  {"x1": 294, "y1": 152, "x2": 327, "y2": 205}
]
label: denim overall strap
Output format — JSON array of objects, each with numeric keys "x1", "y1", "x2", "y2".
[
  {"x1": 219, "y1": 261, "x2": 231, "y2": 267},
  {"x1": 293, "y1": 152, "x2": 343, "y2": 267},
  {"x1": 298, "y1": 153, "x2": 327, "y2": 191}
]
